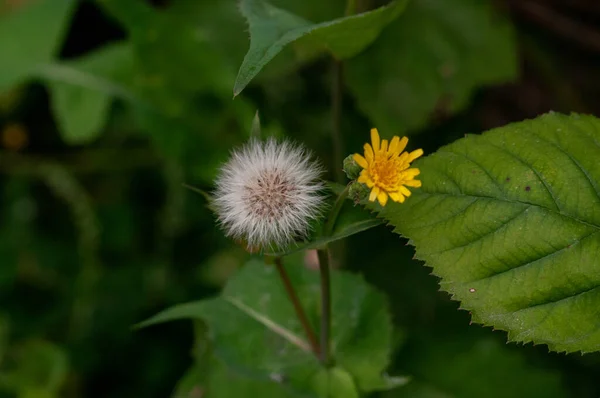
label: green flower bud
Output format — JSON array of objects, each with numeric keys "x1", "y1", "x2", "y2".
[
  {"x1": 343, "y1": 154, "x2": 362, "y2": 180},
  {"x1": 348, "y1": 181, "x2": 370, "y2": 204}
]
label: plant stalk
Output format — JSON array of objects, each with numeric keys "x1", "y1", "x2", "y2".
[
  {"x1": 324, "y1": 184, "x2": 350, "y2": 237},
  {"x1": 274, "y1": 257, "x2": 321, "y2": 358},
  {"x1": 316, "y1": 248, "x2": 332, "y2": 365}
]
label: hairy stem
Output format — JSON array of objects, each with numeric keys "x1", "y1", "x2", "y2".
[
  {"x1": 316, "y1": 248, "x2": 332, "y2": 365},
  {"x1": 274, "y1": 257, "x2": 321, "y2": 357}
]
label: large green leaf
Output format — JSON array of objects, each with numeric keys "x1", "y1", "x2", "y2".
[
  {"x1": 385, "y1": 336, "x2": 567, "y2": 398},
  {"x1": 139, "y1": 256, "x2": 404, "y2": 395},
  {"x1": 346, "y1": 0, "x2": 517, "y2": 134},
  {"x1": 371, "y1": 112, "x2": 600, "y2": 353},
  {"x1": 172, "y1": 323, "x2": 291, "y2": 398},
  {"x1": 0, "y1": 0, "x2": 75, "y2": 91},
  {"x1": 233, "y1": 0, "x2": 409, "y2": 96}
]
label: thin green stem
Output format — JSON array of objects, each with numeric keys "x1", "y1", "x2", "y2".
[
  {"x1": 274, "y1": 257, "x2": 321, "y2": 358},
  {"x1": 316, "y1": 248, "x2": 332, "y2": 365},
  {"x1": 331, "y1": 59, "x2": 344, "y2": 183},
  {"x1": 324, "y1": 184, "x2": 351, "y2": 237}
]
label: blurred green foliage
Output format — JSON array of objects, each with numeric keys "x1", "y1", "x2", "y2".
[{"x1": 1, "y1": 0, "x2": 599, "y2": 397}]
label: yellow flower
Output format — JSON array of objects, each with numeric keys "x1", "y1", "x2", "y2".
[{"x1": 353, "y1": 128, "x2": 423, "y2": 206}]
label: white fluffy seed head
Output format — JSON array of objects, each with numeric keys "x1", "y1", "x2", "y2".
[{"x1": 213, "y1": 138, "x2": 325, "y2": 251}]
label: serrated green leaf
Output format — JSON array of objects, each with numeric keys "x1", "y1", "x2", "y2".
[
  {"x1": 233, "y1": 0, "x2": 409, "y2": 96},
  {"x1": 370, "y1": 112, "x2": 600, "y2": 353},
  {"x1": 0, "y1": 0, "x2": 75, "y2": 91},
  {"x1": 346, "y1": 0, "x2": 517, "y2": 133},
  {"x1": 139, "y1": 256, "x2": 399, "y2": 394}
]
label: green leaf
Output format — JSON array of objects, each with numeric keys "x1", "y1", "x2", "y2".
[
  {"x1": 311, "y1": 367, "x2": 359, "y2": 398},
  {"x1": 139, "y1": 256, "x2": 401, "y2": 394},
  {"x1": 41, "y1": 42, "x2": 155, "y2": 144},
  {"x1": 174, "y1": 358, "x2": 294, "y2": 398},
  {"x1": 386, "y1": 336, "x2": 567, "y2": 398},
  {"x1": 0, "y1": 0, "x2": 75, "y2": 91},
  {"x1": 173, "y1": 321, "x2": 293, "y2": 398},
  {"x1": 233, "y1": 0, "x2": 409, "y2": 96},
  {"x1": 206, "y1": 357, "x2": 293, "y2": 398},
  {"x1": 371, "y1": 112, "x2": 600, "y2": 353},
  {"x1": 346, "y1": 0, "x2": 517, "y2": 133},
  {"x1": 48, "y1": 86, "x2": 110, "y2": 145},
  {"x1": 40, "y1": 42, "x2": 139, "y2": 102}
]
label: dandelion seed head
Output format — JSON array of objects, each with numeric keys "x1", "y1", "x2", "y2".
[{"x1": 214, "y1": 138, "x2": 325, "y2": 250}]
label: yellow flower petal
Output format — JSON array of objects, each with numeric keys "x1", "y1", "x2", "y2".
[
  {"x1": 370, "y1": 128, "x2": 380, "y2": 152},
  {"x1": 369, "y1": 186, "x2": 380, "y2": 202},
  {"x1": 402, "y1": 168, "x2": 420, "y2": 178},
  {"x1": 389, "y1": 192, "x2": 403, "y2": 202},
  {"x1": 403, "y1": 180, "x2": 422, "y2": 188},
  {"x1": 397, "y1": 136, "x2": 409, "y2": 154},
  {"x1": 388, "y1": 136, "x2": 400, "y2": 154},
  {"x1": 377, "y1": 191, "x2": 388, "y2": 206},
  {"x1": 381, "y1": 139, "x2": 388, "y2": 153},
  {"x1": 353, "y1": 153, "x2": 368, "y2": 169},
  {"x1": 399, "y1": 186, "x2": 412, "y2": 197},
  {"x1": 407, "y1": 148, "x2": 424, "y2": 162},
  {"x1": 364, "y1": 143, "x2": 374, "y2": 162}
]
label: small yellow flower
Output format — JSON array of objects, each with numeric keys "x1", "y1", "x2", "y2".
[{"x1": 353, "y1": 128, "x2": 423, "y2": 206}]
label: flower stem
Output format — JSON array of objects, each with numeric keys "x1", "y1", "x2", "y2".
[
  {"x1": 316, "y1": 248, "x2": 332, "y2": 365},
  {"x1": 324, "y1": 184, "x2": 350, "y2": 237},
  {"x1": 274, "y1": 257, "x2": 321, "y2": 358}
]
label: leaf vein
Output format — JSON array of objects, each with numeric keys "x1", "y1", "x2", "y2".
[
  {"x1": 432, "y1": 205, "x2": 530, "y2": 255},
  {"x1": 528, "y1": 129, "x2": 600, "y2": 207},
  {"x1": 443, "y1": 148, "x2": 505, "y2": 196},
  {"x1": 410, "y1": 197, "x2": 478, "y2": 229},
  {"x1": 481, "y1": 136, "x2": 562, "y2": 212},
  {"x1": 471, "y1": 229, "x2": 598, "y2": 285},
  {"x1": 416, "y1": 191, "x2": 600, "y2": 230}
]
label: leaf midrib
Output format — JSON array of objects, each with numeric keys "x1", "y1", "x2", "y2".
[{"x1": 224, "y1": 296, "x2": 312, "y2": 353}]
